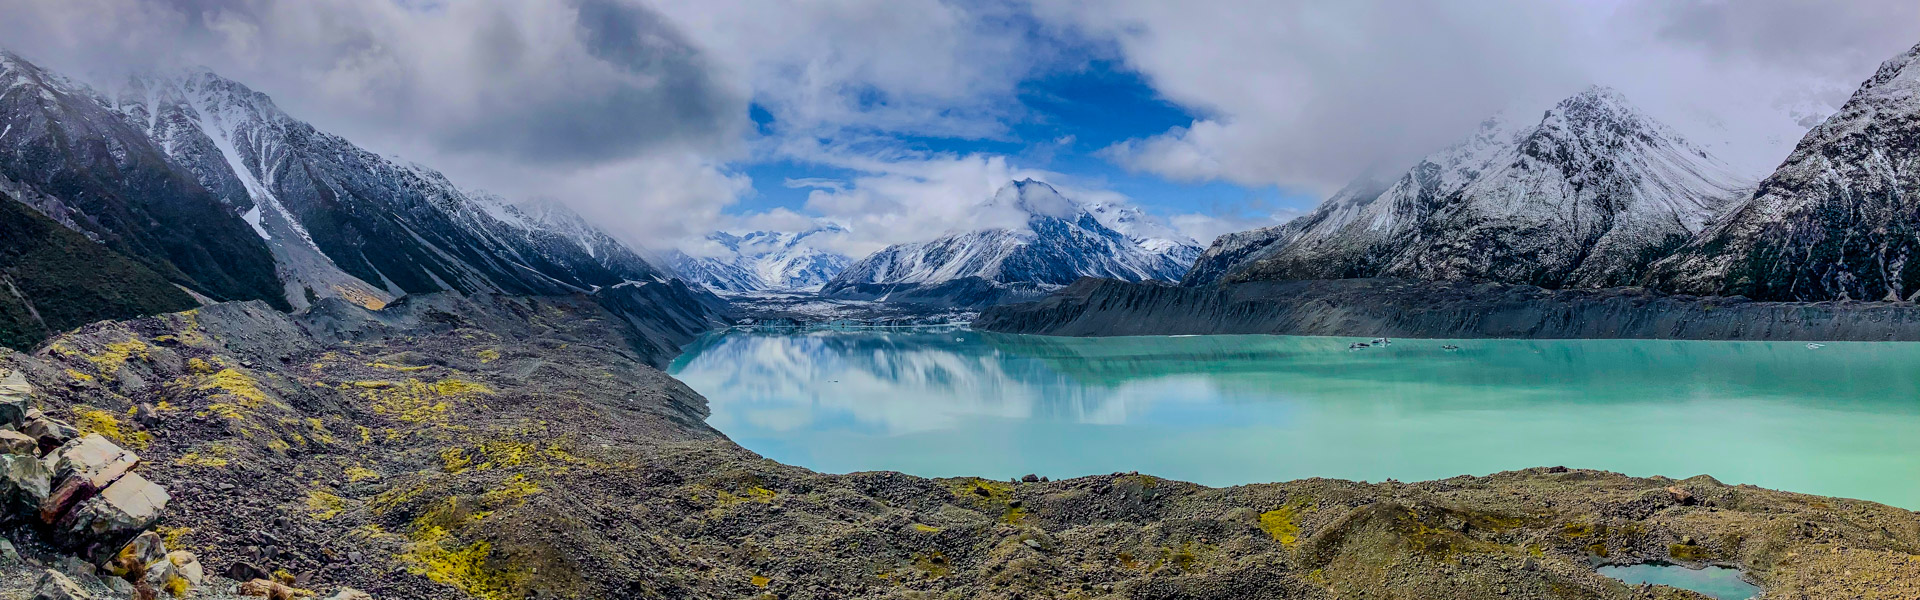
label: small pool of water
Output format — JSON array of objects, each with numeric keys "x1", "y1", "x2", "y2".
[
  {"x1": 1597, "y1": 564, "x2": 1758, "y2": 599},
  {"x1": 669, "y1": 329, "x2": 1920, "y2": 508}
]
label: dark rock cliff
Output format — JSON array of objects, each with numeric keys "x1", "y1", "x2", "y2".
[{"x1": 976, "y1": 277, "x2": 1920, "y2": 341}]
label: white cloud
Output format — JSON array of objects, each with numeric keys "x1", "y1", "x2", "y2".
[{"x1": 1037, "y1": 0, "x2": 1920, "y2": 190}]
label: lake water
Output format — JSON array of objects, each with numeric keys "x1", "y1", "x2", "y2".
[
  {"x1": 1597, "y1": 564, "x2": 1759, "y2": 599},
  {"x1": 668, "y1": 329, "x2": 1920, "y2": 509}
]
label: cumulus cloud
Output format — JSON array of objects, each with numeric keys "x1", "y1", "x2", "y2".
[{"x1": 1036, "y1": 0, "x2": 1920, "y2": 190}]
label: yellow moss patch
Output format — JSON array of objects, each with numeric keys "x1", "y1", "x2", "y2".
[
  {"x1": 196, "y1": 368, "x2": 271, "y2": 409},
  {"x1": 432, "y1": 378, "x2": 494, "y2": 396},
  {"x1": 1259, "y1": 498, "x2": 1315, "y2": 546},
  {"x1": 477, "y1": 349, "x2": 501, "y2": 363},
  {"x1": 186, "y1": 358, "x2": 216, "y2": 375},
  {"x1": 912, "y1": 524, "x2": 942, "y2": 533},
  {"x1": 305, "y1": 490, "x2": 349, "y2": 521},
  {"x1": 716, "y1": 486, "x2": 777, "y2": 506},
  {"x1": 155, "y1": 526, "x2": 193, "y2": 549},
  {"x1": 1670, "y1": 543, "x2": 1712, "y2": 561},
  {"x1": 345, "y1": 466, "x2": 381, "y2": 482},
  {"x1": 85, "y1": 338, "x2": 152, "y2": 374},
  {"x1": 71, "y1": 406, "x2": 151, "y2": 449},
  {"x1": 397, "y1": 498, "x2": 527, "y2": 600},
  {"x1": 480, "y1": 475, "x2": 543, "y2": 506},
  {"x1": 911, "y1": 551, "x2": 952, "y2": 579},
  {"x1": 174, "y1": 443, "x2": 236, "y2": 468},
  {"x1": 65, "y1": 369, "x2": 94, "y2": 382},
  {"x1": 369, "y1": 362, "x2": 433, "y2": 372},
  {"x1": 365, "y1": 378, "x2": 494, "y2": 425}
]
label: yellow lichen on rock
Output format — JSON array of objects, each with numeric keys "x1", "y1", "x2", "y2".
[
  {"x1": 1259, "y1": 498, "x2": 1315, "y2": 546},
  {"x1": 306, "y1": 490, "x2": 349, "y2": 520},
  {"x1": 345, "y1": 466, "x2": 381, "y2": 482},
  {"x1": 174, "y1": 443, "x2": 236, "y2": 468},
  {"x1": 71, "y1": 405, "x2": 151, "y2": 449},
  {"x1": 397, "y1": 498, "x2": 529, "y2": 600},
  {"x1": 85, "y1": 338, "x2": 152, "y2": 374},
  {"x1": 477, "y1": 349, "x2": 501, "y2": 363},
  {"x1": 364, "y1": 378, "x2": 494, "y2": 425}
]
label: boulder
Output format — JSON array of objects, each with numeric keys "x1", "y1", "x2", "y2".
[
  {"x1": 38, "y1": 476, "x2": 98, "y2": 524},
  {"x1": 22, "y1": 417, "x2": 80, "y2": 453},
  {"x1": 241, "y1": 579, "x2": 298, "y2": 600},
  {"x1": 61, "y1": 472, "x2": 169, "y2": 542},
  {"x1": 105, "y1": 530, "x2": 167, "y2": 577},
  {"x1": 1666, "y1": 486, "x2": 1696, "y2": 506},
  {"x1": 47, "y1": 434, "x2": 140, "y2": 488},
  {"x1": 0, "y1": 370, "x2": 31, "y2": 428},
  {"x1": 1, "y1": 453, "x2": 53, "y2": 516},
  {"x1": 0, "y1": 429, "x2": 37, "y2": 455},
  {"x1": 322, "y1": 589, "x2": 374, "y2": 600},
  {"x1": 167, "y1": 551, "x2": 204, "y2": 586},
  {"x1": 32, "y1": 569, "x2": 94, "y2": 600},
  {"x1": 224, "y1": 561, "x2": 271, "y2": 583}
]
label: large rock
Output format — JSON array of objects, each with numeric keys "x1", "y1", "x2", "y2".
[
  {"x1": 22, "y1": 417, "x2": 80, "y2": 452},
  {"x1": 46, "y1": 434, "x2": 139, "y2": 488},
  {"x1": 0, "y1": 370, "x2": 30, "y2": 428},
  {"x1": 31, "y1": 569, "x2": 94, "y2": 600},
  {"x1": 0, "y1": 428, "x2": 37, "y2": 455},
  {"x1": 105, "y1": 530, "x2": 167, "y2": 577},
  {"x1": 1, "y1": 452, "x2": 53, "y2": 517},
  {"x1": 61, "y1": 472, "x2": 169, "y2": 542},
  {"x1": 38, "y1": 476, "x2": 98, "y2": 524}
]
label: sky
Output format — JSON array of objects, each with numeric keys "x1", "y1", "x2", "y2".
[{"x1": 1, "y1": 0, "x2": 1917, "y2": 258}]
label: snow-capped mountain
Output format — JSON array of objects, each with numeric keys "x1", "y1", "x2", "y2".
[
  {"x1": 1081, "y1": 201, "x2": 1204, "y2": 268},
  {"x1": 0, "y1": 50, "x2": 287, "y2": 308},
  {"x1": 1193, "y1": 87, "x2": 1752, "y2": 289},
  {"x1": 821, "y1": 180, "x2": 1193, "y2": 306},
  {"x1": 1647, "y1": 42, "x2": 1920, "y2": 301},
  {"x1": 97, "y1": 65, "x2": 671, "y2": 309},
  {"x1": 665, "y1": 222, "x2": 854, "y2": 293}
]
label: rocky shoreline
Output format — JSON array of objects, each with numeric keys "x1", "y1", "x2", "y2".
[
  {"x1": 974, "y1": 277, "x2": 1920, "y2": 341},
  {"x1": 0, "y1": 290, "x2": 1915, "y2": 599}
]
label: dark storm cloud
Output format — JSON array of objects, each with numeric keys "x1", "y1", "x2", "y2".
[{"x1": 0, "y1": 0, "x2": 747, "y2": 167}]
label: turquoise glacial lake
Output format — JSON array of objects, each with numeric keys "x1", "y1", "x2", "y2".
[
  {"x1": 1596, "y1": 564, "x2": 1758, "y2": 599},
  {"x1": 668, "y1": 329, "x2": 1920, "y2": 509}
]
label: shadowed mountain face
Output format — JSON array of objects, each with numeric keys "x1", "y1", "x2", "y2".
[
  {"x1": 1647, "y1": 42, "x2": 1920, "y2": 301},
  {"x1": 0, "y1": 51, "x2": 286, "y2": 309},
  {"x1": 1190, "y1": 87, "x2": 1751, "y2": 290},
  {"x1": 1, "y1": 49, "x2": 675, "y2": 324},
  {"x1": 0, "y1": 190, "x2": 197, "y2": 350}
]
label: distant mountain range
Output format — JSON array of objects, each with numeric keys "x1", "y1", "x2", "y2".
[
  {"x1": 665, "y1": 222, "x2": 853, "y2": 293},
  {"x1": 0, "y1": 50, "x2": 675, "y2": 330},
  {"x1": 819, "y1": 179, "x2": 1200, "y2": 307},
  {"x1": 1186, "y1": 86, "x2": 1754, "y2": 289}
]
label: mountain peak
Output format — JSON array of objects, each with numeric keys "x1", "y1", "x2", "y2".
[{"x1": 989, "y1": 179, "x2": 1079, "y2": 220}]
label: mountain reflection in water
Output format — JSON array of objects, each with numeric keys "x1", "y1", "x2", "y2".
[{"x1": 668, "y1": 330, "x2": 1920, "y2": 509}]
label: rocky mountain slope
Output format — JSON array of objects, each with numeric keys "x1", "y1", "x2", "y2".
[
  {"x1": 822, "y1": 180, "x2": 1196, "y2": 306},
  {"x1": 1192, "y1": 88, "x2": 1752, "y2": 289},
  {"x1": 102, "y1": 67, "x2": 671, "y2": 310},
  {"x1": 977, "y1": 276, "x2": 1920, "y2": 341},
  {"x1": 0, "y1": 191, "x2": 198, "y2": 351},
  {"x1": 4, "y1": 289, "x2": 1918, "y2": 599},
  {"x1": 0, "y1": 51, "x2": 286, "y2": 310},
  {"x1": 1646, "y1": 41, "x2": 1920, "y2": 301},
  {"x1": 665, "y1": 222, "x2": 853, "y2": 293}
]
